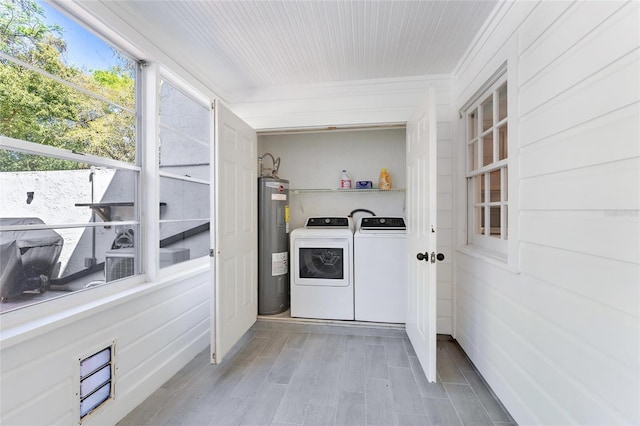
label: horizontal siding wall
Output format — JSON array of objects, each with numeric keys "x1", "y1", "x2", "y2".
[
  {"x1": 0, "y1": 272, "x2": 210, "y2": 425},
  {"x1": 250, "y1": 77, "x2": 455, "y2": 334},
  {"x1": 453, "y1": 1, "x2": 639, "y2": 425}
]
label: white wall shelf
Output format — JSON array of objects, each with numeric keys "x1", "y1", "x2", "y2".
[
  {"x1": 291, "y1": 188, "x2": 405, "y2": 194},
  {"x1": 290, "y1": 188, "x2": 406, "y2": 213}
]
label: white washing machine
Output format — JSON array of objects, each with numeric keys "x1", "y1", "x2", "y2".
[
  {"x1": 290, "y1": 217, "x2": 354, "y2": 320},
  {"x1": 354, "y1": 216, "x2": 407, "y2": 323}
]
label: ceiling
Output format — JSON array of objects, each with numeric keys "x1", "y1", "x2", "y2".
[{"x1": 98, "y1": 0, "x2": 498, "y2": 99}]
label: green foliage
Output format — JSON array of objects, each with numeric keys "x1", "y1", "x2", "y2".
[{"x1": 0, "y1": 0, "x2": 136, "y2": 171}]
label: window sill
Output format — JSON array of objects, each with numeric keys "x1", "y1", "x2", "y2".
[
  {"x1": 0, "y1": 257, "x2": 210, "y2": 350},
  {"x1": 456, "y1": 245, "x2": 520, "y2": 274}
]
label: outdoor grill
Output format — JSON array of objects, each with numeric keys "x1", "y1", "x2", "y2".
[{"x1": 0, "y1": 218, "x2": 63, "y2": 302}]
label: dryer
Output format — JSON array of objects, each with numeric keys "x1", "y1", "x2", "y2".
[
  {"x1": 290, "y1": 217, "x2": 354, "y2": 320},
  {"x1": 354, "y1": 216, "x2": 407, "y2": 323}
]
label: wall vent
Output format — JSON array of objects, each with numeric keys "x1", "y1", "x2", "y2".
[{"x1": 79, "y1": 346, "x2": 113, "y2": 420}]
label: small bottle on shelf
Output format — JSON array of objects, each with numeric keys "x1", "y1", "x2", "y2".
[
  {"x1": 379, "y1": 168, "x2": 392, "y2": 190},
  {"x1": 340, "y1": 170, "x2": 352, "y2": 189}
]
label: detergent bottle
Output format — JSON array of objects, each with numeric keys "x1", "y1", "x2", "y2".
[
  {"x1": 340, "y1": 170, "x2": 352, "y2": 189},
  {"x1": 379, "y1": 168, "x2": 392, "y2": 190}
]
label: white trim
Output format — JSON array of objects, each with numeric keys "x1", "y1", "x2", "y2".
[{"x1": 141, "y1": 62, "x2": 160, "y2": 282}]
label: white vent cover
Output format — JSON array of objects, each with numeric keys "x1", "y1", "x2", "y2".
[{"x1": 79, "y1": 346, "x2": 113, "y2": 419}]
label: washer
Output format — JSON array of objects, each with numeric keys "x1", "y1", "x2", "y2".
[
  {"x1": 354, "y1": 216, "x2": 407, "y2": 323},
  {"x1": 290, "y1": 217, "x2": 354, "y2": 320}
]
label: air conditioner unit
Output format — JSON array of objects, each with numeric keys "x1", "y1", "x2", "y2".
[
  {"x1": 104, "y1": 248, "x2": 190, "y2": 282},
  {"x1": 105, "y1": 248, "x2": 135, "y2": 282}
]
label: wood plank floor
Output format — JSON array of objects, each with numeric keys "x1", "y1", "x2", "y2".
[{"x1": 118, "y1": 320, "x2": 515, "y2": 426}]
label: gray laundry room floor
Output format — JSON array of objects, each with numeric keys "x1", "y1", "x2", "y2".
[{"x1": 118, "y1": 319, "x2": 515, "y2": 426}]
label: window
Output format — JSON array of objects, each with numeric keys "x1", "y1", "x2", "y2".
[
  {"x1": 465, "y1": 74, "x2": 508, "y2": 254},
  {"x1": 0, "y1": 0, "x2": 141, "y2": 311},
  {"x1": 158, "y1": 79, "x2": 211, "y2": 266}
]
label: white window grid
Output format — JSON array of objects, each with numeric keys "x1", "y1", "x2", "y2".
[{"x1": 465, "y1": 74, "x2": 508, "y2": 248}]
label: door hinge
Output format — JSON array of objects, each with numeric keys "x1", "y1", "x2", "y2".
[{"x1": 209, "y1": 249, "x2": 215, "y2": 257}]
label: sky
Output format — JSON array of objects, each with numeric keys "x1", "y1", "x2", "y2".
[{"x1": 39, "y1": 0, "x2": 123, "y2": 72}]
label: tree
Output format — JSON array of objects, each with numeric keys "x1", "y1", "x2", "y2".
[{"x1": 0, "y1": 0, "x2": 136, "y2": 171}]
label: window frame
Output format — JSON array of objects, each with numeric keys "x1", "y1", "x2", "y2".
[
  {"x1": 0, "y1": 2, "x2": 144, "y2": 311},
  {"x1": 464, "y1": 72, "x2": 509, "y2": 257},
  {"x1": 157, "y1": 73, "x2": 212, "y2": 269}
]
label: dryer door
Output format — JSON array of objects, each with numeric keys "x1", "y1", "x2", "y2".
[{"x1": 293, "y1": 237, "x2": 351, "y2": 287}]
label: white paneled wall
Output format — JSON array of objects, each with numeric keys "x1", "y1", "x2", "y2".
[
  {"x1": 453, "y1": 1, "x2": 639, "y2": 425},
  {"x1": 0, "y1": 271, "x2": 210, "y2": 425}
]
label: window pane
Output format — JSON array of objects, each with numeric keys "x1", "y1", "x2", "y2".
[
  {"x1": 478, "y1": 174, "x2": 486, "y2": 203},
  {"x1": 489, "y1": 206, "x2": 500, "y2": 238},
  {"x1": 0, "y1": 151, "x2": 138, "y2": 224},
  {"x1": 0, "y1": 223, "x2": 139, "y2": 311},
  {"x1": 159, "y1": 82, "x2": 210, "y2": 139},
  {"x1": 482, "y1": 96, "x2": 493, "y2": 132},
  {"x1": 468, "y1": 142, "x2": 478, "y2": 171},
  {"x1": 0, "y1": 65, "x2": 136, "y2": 162},
  {"x1": 498, "y1": 124, "x2": 508, "y2": 161},
  {"x1": 490, "y1": 170, "x2": 501, "y2": 202},
  {"x1": 159, "y1": 128, "x2": 210, "y2": 180},
  {"x1": 3, "y1": 0, "x2": 137, "y2": 109},
  {"x1": 482, "y1": 133, "x2": 493, "y2": 166},
  {"x1": 159, "y1": 81, "x2": 210, "y2": 180},
  {"x1": 159, "y1": 177, "x2": 209, "y2": 221},
  {"x1": 504, "y1": 166, "x2": 508, "y2": 201},
  {"x1": 468, "y1": 109, "x2": 478, "y2": 140},
  {"x1": 475, "y1": 207, "x2": 484, "y2": 235},
  {"x1": 504, "y1": 205, "x2": 509, "y2": 240},
  {"x1": 498, "y1": 83, "x2": 508, "y2": 121},
  {"x1": 159, "y1": 177, "x2": 210, "y2": 265}
]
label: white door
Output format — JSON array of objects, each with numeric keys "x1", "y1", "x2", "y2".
[
  {"x1": 211, "y1": 100, "x2": 258, "y2": 364},
  {"x1": 405, "y1": 88, "x2": 438, "y2": 381}
]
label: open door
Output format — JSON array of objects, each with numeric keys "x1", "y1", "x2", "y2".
[
  {"x1": 405, "y1": 88, "x2": 438, "y2": 381},
  {"x1": 211, "y1": 100, "x2": 258, "y2": 364}
]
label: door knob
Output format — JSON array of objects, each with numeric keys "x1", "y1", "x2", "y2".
[
  {"x1": 416, "y1": 252, "x2": 428, "y2": 261},
  {"x1": 436, "y1": 253, "x2": 445, "y2": 261}
]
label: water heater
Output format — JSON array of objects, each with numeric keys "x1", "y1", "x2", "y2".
[{"x1": 258, "y1": 177, "x2": 290, "y2": 314}]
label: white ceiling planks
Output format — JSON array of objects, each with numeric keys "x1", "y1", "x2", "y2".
[{"x1": 99, "y1": 0, "x2": 497, "y2": 98}]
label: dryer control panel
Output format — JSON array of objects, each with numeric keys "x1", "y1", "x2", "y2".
[
  {"x1": 305, "y1": 217, "x2": 351, "y2": 228},
  {"x1": 360, "y1": 217, "x2": 406, "y2": 230}
]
